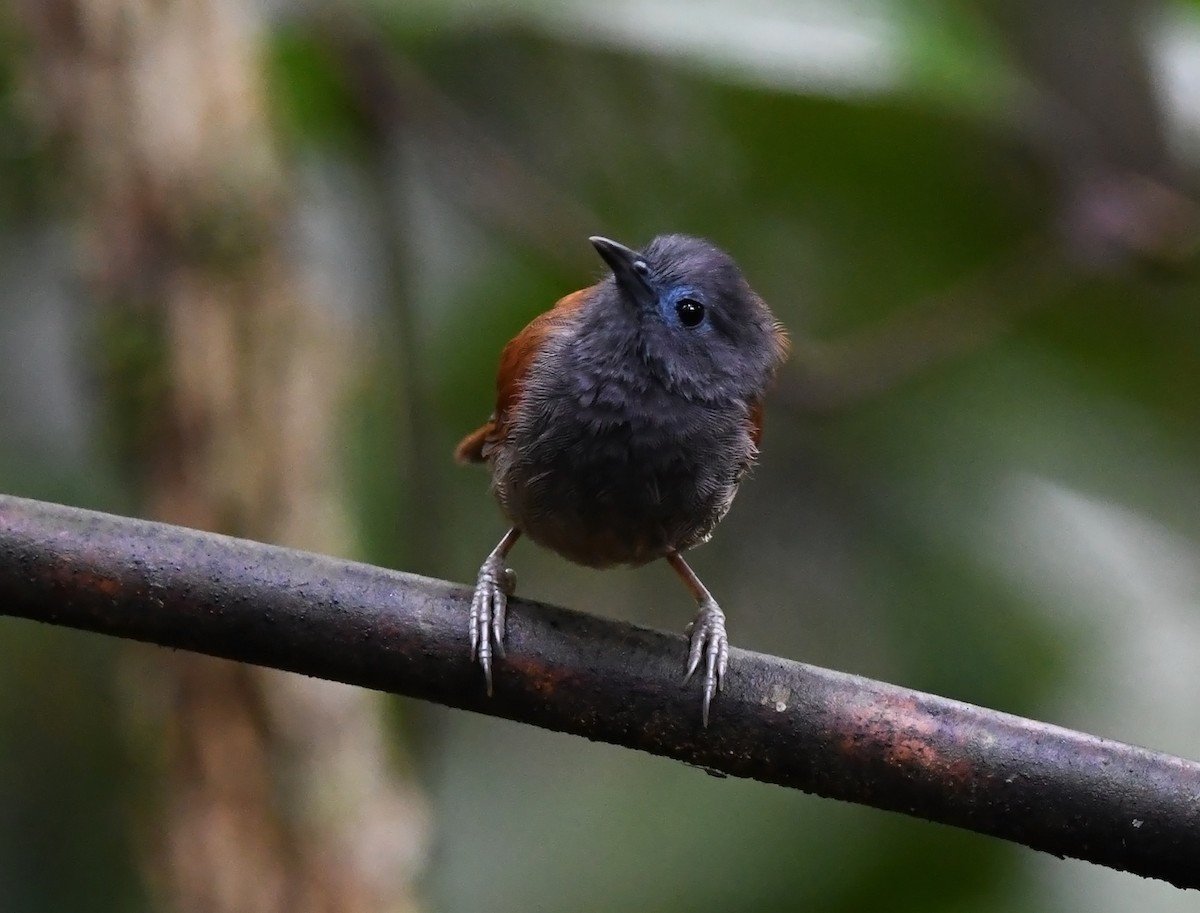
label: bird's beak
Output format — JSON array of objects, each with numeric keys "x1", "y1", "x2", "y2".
[{"x1": 590, "y1": 236, "x2": 654, "y2": 306}]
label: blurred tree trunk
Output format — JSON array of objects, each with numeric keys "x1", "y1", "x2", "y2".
[{"x1": 13, "y1": 2, "x2": 428, "y2": 912}]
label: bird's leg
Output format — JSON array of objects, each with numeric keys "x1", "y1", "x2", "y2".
[
  {"x1": 470, "y1": 527, "x2": 521, "y2": 696},
  {"x1": 666, "y1": 550, "x2": 729, "y2": 726}
]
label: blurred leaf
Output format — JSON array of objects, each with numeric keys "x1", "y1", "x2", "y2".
[{"x1": 267, "y1": 27, "x2": 371, "y2": 151}]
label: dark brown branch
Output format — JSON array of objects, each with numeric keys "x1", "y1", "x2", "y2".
[{"x1": 1, "y1": 493, "x2": 1197, "y2": 889}]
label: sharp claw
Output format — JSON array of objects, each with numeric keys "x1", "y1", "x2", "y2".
[
  {"x1": 478, "y1": 612, "x2": 492, "y2": 692},
  {"x1": 492, "y1": 595, "x2": 507, "y2": 658},
  {"x1": 684, "y1": 597, "x2": 729, "y2": 727},
  {"x1": 684, "y1": 646, "x2": 701, "y2": 682},
  {"x1": 469, "y1": 551, "x2": 513, "y2": 694},
  {"x1": 489, "y1": 614, "x2": 504, "y2": 657}
]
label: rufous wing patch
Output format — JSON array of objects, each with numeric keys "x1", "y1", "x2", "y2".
[{"x1": 456, "y1": 286, "x2": 594, "y2": 464}]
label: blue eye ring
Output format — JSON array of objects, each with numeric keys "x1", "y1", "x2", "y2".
[{"x1": 675, "y1": 297, "x2": 705, "y2": 328}]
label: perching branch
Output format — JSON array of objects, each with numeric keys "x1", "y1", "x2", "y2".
[{"x1": 1, "y1": 493, "x2": 1197, "y2": 889}]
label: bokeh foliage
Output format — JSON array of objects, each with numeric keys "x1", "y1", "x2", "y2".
[{"x1": 2, "y1": 1, "x2": 1199, "y2": 911}]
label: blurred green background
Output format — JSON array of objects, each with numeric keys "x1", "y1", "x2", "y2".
[{"x1": 2, "y1": 0, "x2": 1200, "y2": 911}]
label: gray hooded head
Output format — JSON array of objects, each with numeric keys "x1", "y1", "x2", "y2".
[{"x1": 585, "y1": 234, "x2": 788, "y2": 404}]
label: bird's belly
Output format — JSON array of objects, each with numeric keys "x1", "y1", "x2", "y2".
[{"x1": 491, "y1": 415, "x2": 745, "y2": 568}]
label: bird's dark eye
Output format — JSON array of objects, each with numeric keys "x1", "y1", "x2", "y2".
[
  {"x1": 633, "y1": 260, "x2": 650, "y2": 277},
  {"x1": 675, "y1": 298, "x2": 705, "y2": 328}
]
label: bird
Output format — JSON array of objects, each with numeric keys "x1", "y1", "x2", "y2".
[{"x1": 456, "y1": 234, "x2": 789, "y2": 724}]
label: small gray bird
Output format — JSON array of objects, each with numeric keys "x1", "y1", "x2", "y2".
[{"x1": 457, "y1": 235, "x2": 789, "y2": 723}]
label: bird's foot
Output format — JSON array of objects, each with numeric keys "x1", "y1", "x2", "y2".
[
  {"x1": 684, "y1": 597, "x2": 729, "y2": 726},
  {"x1": 469, "y1": 555, "x2": 517, "y2": 696}
]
